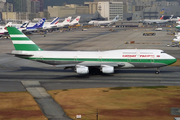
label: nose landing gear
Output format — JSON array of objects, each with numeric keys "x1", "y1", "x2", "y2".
[{"x1": 155, "y1": 68, "x2": 160, "y2": 74}]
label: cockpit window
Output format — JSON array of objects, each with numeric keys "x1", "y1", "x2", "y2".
[{"x1": 161, "y1": 51, "x2": 165, "y2": 53}]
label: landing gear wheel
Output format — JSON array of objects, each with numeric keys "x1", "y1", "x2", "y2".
[
  {"x1": 89, "y1": 68, "x2": 101, "y2": 75},
  {"x1": 155, "y1": 68, "x2": 160, "y2": 74}
]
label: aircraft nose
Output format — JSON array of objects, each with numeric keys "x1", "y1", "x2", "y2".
[{"x1": 169, "y1": 55, "x2": 177, "y2": 65}]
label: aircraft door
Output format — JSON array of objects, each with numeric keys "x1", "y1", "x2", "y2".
[
  {"x1": 128, "y1": 57, "x2": 131, "y2": 62},
  {"x1": 136, "y1": 49, "x2": 140, "y2": 59},
  {"x1": 151, "y1": 55, "x2": 154, "y2": 63},
  {"x1": 99, "y1": 56, "x2": 102, "y2": 62},
  {"x1": 74, "y1": 56, "x2": 78, "y2": 63},
  {"x1": 40, "y1": 56, "x2": 43, "y2": 61}
]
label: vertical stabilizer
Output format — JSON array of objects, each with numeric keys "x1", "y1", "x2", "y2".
[
  {"x1": 71, "y1": 16, "x2": 81, "y2": 24},
  {"x1": 7, "y1": 27, "x2": 42, "y2": 51},
  {"x1": 5, "y1": 22, "x2": 12, "y2": 27},
  {"x1": 33, "y1": 18, "x2": 46, "y2": 28},
  {"x1": 20, "y1": 21, "x2": 30, "y2": 28},
  {"x1": 112, "y1": 15, "x2": 120, "y2": 22},
  {"x1": 50, "y1": 17, "x2": 60, "y2": 25},
  {"x1": 160, "y1": 15, "x2": 164, "y2": 20},
  {"x1": 63, "y1": 17, "x2": 72, "y2": 24}
]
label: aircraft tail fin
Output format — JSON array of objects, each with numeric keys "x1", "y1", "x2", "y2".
[
  {"x1": 50, "y1": 17, "x2": 60, "y2": 25},
  {"x1": 5, "y1": 22, "x2": 12, "y2": 27},
  {"x1": 112, "y1": 15, "x2": 120, "y2": 22},
  {"x1": 7, "y1": 27, "x2": 42, "y2": 51},
  {"x1": 71, "y1": 16, "x2": 81, "y2": 24},
  {"x1": 169, "y1": 15, "x2": 173, "y2": 19},
  {"x1": 160, "y1": 15, "x2": 164, "y2": 20},
  {"x1": 178, "y1": 17, "x2": 180, "y2": 21},
  {"x1": 63, "y1": 16, "x2": 72, "y2": 24},
  {"x1": 20, "y1": 21, "x2": 29, "y2": 28},
  {"x1": 33, "y1": 18, "x2": 46, "y2": 28}
]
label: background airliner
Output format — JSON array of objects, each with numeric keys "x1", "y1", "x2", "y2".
[
  {"x1": 88, "y1": 15, "x2": 119, "y2": 26},
  {"x1": 143, "y1": 15, "x2": 172, "y2": 24},
  {"x1": 7, "y1": 27, "x2": 176, "y2": 75},
  {"x1": 23, "y1": 18, "x2": 46, "y2": 33}
]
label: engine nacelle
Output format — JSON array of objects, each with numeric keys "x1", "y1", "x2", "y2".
[
  {"x1": 75, "y1": 65, "x2": 89, "y2": 74},
  {"x1": 101, "y1": 65, "x2": 114, "y2": 74}
]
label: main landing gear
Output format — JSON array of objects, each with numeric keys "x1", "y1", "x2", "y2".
[
  {"x1": 155, "y1": 68, "x2": 160, "y2": 74},
  {"x1": 89, "y1": 68, "x2": 102, "y2": 75}
]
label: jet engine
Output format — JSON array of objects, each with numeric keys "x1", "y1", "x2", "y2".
[
  {"x1": 75, "y1": 65, "x2": 89, "y2": 74},
  {"x1": 101, "y1": 65, "x2": 114, "y2": 74}
]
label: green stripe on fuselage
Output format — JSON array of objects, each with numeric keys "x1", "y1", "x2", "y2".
[
  {"x1": 14, "y1": 44, "x2": 42, "y2": 51},
  {"x1": 25, "y1": 58, "x2": 177, "y2": 65}
]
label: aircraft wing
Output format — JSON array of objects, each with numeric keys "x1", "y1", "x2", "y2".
[{"x1": 55, "y1": 62, "x2": 125, "y2": 69}]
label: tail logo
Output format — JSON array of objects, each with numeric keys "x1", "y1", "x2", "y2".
[
  {"x1": 55, "y1": 21, "x2": 59, "y2": 24},
  {"x1": 4, "y1": 25, "x2": 10, "y2": 30},
  {"x1": 51, "y1": 17, "x2": 60, "y2": 25},
  {"x1": 67, "y1": 18, "x2": 70, "y2": 22},
  {"x1": 37, "y1": 19, "x2": 44, "y2": 26},
  {"x1": 160, "y1": 15, "x2": 164, "y2": 20},
  {"x1": 76, "y1": 18, "x2": 80, "y2": 21},
  {"x1": 115, "y1": 16, "x2": 119, "y2": 20}
]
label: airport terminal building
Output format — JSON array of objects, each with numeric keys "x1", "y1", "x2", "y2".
[{"x1": 85, "y1": 1, "x2": 123, "y2": 21}]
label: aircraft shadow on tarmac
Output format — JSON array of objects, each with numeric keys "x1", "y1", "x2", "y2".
[
  {"x1": 8, "y1": 67, "x2": 176, "y2": 80},
  {"x1": 15, "y1": 67, "x2": 175, "y2": 73}
]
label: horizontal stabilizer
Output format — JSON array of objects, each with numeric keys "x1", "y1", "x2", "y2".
[{"x1": 11, "y1": 50, "x2": 33, "y2": 56}]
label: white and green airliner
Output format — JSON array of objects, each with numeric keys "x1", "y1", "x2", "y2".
[{"x1": 7, "y1": 27, "x2": 177, "y2": 74}]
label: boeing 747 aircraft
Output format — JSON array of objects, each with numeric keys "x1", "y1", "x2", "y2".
[
  {"x1": 143, "y1": 15, "x2": 171, "y2": 24},
  {"x1": 88, "y1": 15, "x2": 119, "y2": 26},
  {"x1": 7, "y1": 27, "x2": 176, "y2": 74}
]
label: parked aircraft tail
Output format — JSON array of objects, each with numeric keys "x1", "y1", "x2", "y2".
[
  {"x1": 7, "y1": 27, "x2": 42, "y2": 51},
  {"x1": 20, "y1": 21, "x2": 29, "y2": 28},
  {"x1": 169, "y1": 15, "x2": 173, "y2": 19},
  {"x1": 160, "y1": 15, "x2": 164, "y2": 20},
  {"x1": 50, "y1": 17, "x2": 60, "y2": 25},
  {"x1": 32, "y1": 18, "x2": 46, "y2": 28},
  {"x1": 112, "y1": 15, "x2": 120, "y2": 22},
  {"x1": 63, "y1": 16, "x2": 72, "y2": 24},
  {"x1": 177, "y1": 17, "x2": 180, "y2": 21},
  {"x1": 5, "y1": 22, "x2": 12, "y2": 27},
  {"x1": 71, "y1": 16, "x2": 81, "y2": 24}
]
